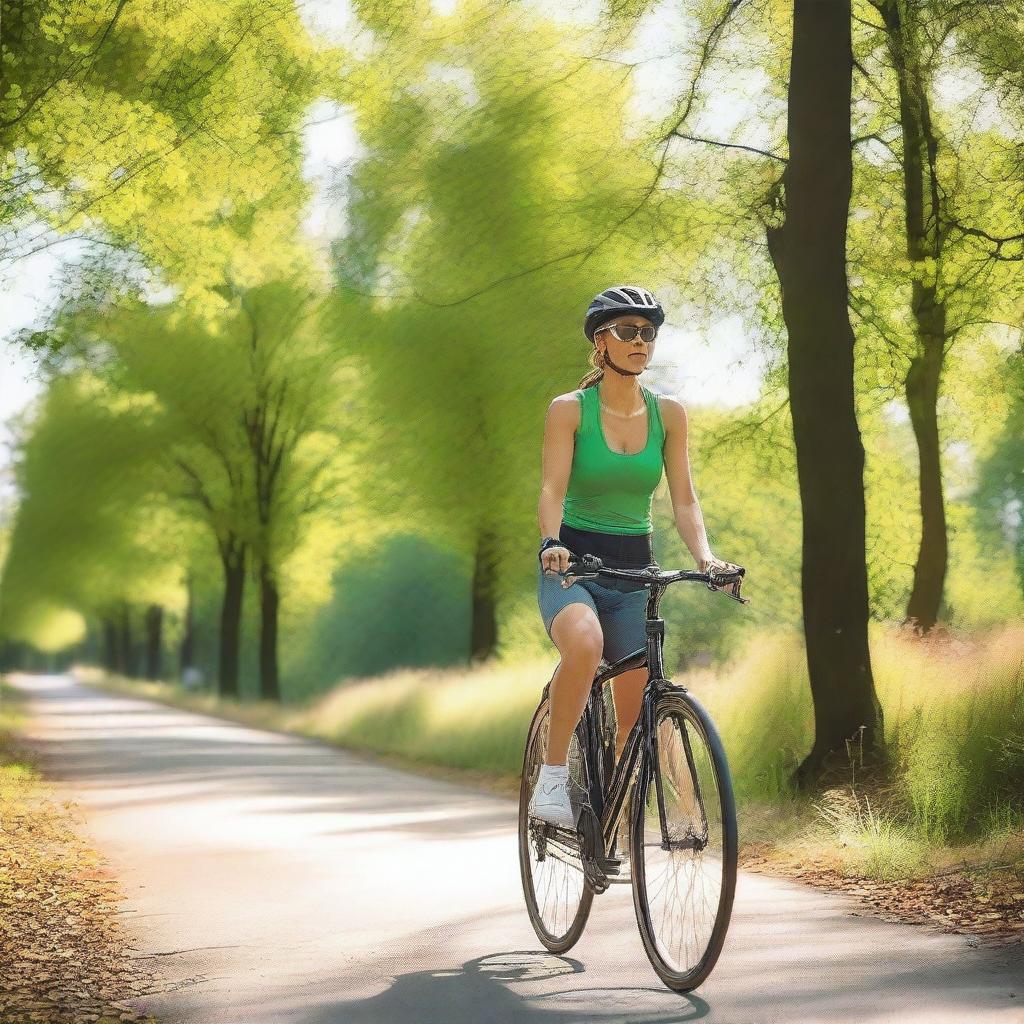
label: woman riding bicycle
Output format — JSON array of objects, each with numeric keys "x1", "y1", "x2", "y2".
[{"x1": 529, "y1": 284, "x2": 741, "y2": 828}]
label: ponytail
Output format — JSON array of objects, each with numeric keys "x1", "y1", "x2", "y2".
[{"x1": 578, "y1": 345, "x2": 605, "y2": 389}]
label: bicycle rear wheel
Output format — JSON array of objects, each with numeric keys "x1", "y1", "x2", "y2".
[
  {"x1": 518, "y1": 693, "x2": 593, "y2": 952},
  {"x1": 630, "y1": 689, "x2": 737, "y2": 991}
]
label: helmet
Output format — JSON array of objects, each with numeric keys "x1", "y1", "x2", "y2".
[{"x1": 584, "y1": 285, "x2": 665, "y2": 343}]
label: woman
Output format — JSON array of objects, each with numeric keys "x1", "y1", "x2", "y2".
[{"x1": 529, "y1": 284, "x2": 741, "y2": 828}]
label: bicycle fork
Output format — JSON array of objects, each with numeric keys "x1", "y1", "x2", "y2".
[{"x1": 647, "y1": 692, "x2": 712, "y2": 853}]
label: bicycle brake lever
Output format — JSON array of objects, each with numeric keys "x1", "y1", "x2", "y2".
[
  {"x1": 715, "y1": 580, "x2": 750, "y2": 604},
  {"x1": 707, "y1": 569, "x2": 749, "y2": 605}
]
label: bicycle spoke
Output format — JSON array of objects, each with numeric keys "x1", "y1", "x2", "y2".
[
  {"x1": 632, "y1": 693, "x2": 736, "y2": 986},
  {"x1": 518, "y1": 698, "x2": 592, "y2": 950}
]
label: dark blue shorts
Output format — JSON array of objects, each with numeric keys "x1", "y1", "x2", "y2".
[{"x1": 537, "y1": 563, "x2": 649, "y2": 664}]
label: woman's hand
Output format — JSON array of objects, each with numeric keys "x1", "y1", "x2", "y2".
[
  {"x1": 699, "y1": 554, "x2": 743, "y2": 591},
  {"x1": 540, "y1": 544, "x2": 573, "y2": 576}
]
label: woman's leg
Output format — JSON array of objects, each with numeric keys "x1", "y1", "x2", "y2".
[
  {"x1": 545, "y1": 603, "x2": 604, "y2": 766},
  {"x1": 599, "y1": 585, "x2": 651, "y2": 762},
  {"x1": 610, "y1": 667, "x2": 650, "y2": 761}
]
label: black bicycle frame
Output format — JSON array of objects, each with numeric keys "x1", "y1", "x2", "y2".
[
  {"x1": 547, "y1": 571, "x2": 702, "y2": 861},
  {"x1": 539, "y1": 555, "x2": 741, "y2": 867}
]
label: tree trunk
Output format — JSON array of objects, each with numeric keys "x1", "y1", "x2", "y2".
[
  {"x1": 144, "y1": 604, "x2": 163, "y2": 680},
  {"x1": 905, "y1": 339, "x2": 947, "y2": 631},
  {"x1": 117, "y1": 602, "x2": 134, "y2": 677},
  {"x1": 0, "y1": 641, "x2": 14, "y2": 672},
  {"x1": 882, "y1": 0, "x2": 949, "y2": 632},
  {"x1": 258, "y1": 560, "x2": 280, "y2": 702},
  {"x1": 102, "y1": 617, "x2": 117, "y2": 672},
  {"x1": 218, "y1": 538, "x2": 246, "y2": 698},
  {"x1": 766, "y1": 0, "x2": 883, "y2": 785},
  {"x1": 179, "y1": 571, "x2": 196, "y2": 676},
  {"x1": 470, "y1": 525, "x2": 498, "y2": 661}
]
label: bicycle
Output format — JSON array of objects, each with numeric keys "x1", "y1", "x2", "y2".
[{"x1": 518, "y1": 551, "x2": 747, "y2": 992}]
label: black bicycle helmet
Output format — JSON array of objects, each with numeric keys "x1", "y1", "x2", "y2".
[{"x1": 583, "y1": 285, "x2": 665, "y2": 343}]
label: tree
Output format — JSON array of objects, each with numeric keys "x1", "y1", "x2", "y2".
[
  {"x1": 234, "y1": 281, "x2": 351, "y2": 700},
  {"x1": 0, "y1": 373, "x2": 183, "y2": 664},
  {"x1": 765, "y1": 0, "x2": 883, "y2": 783},
  {"x1": 1, "y1": 0, "x2": 332, "y2": 308},
  {"x1": 333, "y1": 0, "x2": 676, "y2": 660},
  {"x1": 62, "y1": 298, "x2": 259, "y2": 696},
  {"x1": 847, "y1": 0, "x2": 1024, "y2": 632}
]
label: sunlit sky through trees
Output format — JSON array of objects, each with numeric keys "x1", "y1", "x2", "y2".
[
  {"x1": 0, "y1": 0, "x2": 764, "y2": 505},
  {"x1": 0, "y1": 0, "x2": 1005, "y2": 505}
]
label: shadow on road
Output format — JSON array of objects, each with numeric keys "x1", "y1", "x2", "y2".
[{"x1": 299, "y1": 951, "x2": 708, "y2": 1024}]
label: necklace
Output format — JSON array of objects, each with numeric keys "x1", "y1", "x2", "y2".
[
  {"x1": 600, "y1": 401, "x2": 646, "y2": 418},
  {"x1": 599, "y1": 387, "x2": 646, "y2": 418}
]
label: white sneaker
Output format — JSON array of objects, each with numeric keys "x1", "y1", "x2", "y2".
[{"x1": 528, "y1": 770, "x2": 576, "y2": 829}]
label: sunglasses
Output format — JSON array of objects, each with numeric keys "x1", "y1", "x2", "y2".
[{"x1": 596, "y1": 322, "x2": 658, "y2": 344}]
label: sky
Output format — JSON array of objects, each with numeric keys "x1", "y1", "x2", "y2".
[{"x1": 0, "y1": 0, "x2": 768, "y2": 501}]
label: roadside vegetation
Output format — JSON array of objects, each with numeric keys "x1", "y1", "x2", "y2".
[
  {"x1": 0, "y1": 679, "x2": 165, "y2": 1024},
  {"x1": 80, "y1": 620, "x2": 1024, "y2": 943}
]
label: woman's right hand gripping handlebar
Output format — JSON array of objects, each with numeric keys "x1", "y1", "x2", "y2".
[{"x1": 538, "y1": 537, "x2": 574, "y2": 582}]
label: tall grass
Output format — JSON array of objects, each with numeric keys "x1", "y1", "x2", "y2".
[
  {"x1": 254, "y1": 619, "x2": 1024, "y2": 849},
  {"x1": 687, "y1": 632, "x2": 813, "y2": 803},
  {"x1": 814, "y1": 790, "x2": 930, "y2": 880},
  {"x1": 873, "y1": 622, "x2": 1024, "y2": 842},
  {"x1": 288, "y1": 657, "x2": 554, "y2": 779},
  {"x1": 688, "y1": 622, "x2": 1024, "y2": 846}
]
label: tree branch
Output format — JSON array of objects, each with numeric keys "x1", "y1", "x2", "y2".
[{"x1": 669, "y1": 131, "x2": 786, "y2": 163}]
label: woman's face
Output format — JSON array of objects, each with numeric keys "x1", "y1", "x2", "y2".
[{"x1": 596, "y1": 315, "x2": 656, "y2": 373}]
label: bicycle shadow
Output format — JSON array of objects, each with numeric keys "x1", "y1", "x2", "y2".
[{"x1": 299, "y1": 950, "x2": 710, "y2": 1024}]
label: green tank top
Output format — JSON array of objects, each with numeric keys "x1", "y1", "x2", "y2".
[{"x1": 562, "y1": 381, "x2": 666, "y2": 535}]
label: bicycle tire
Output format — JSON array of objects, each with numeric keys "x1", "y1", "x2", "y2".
[
  {"x1": 630, "y1": 688, "x2": 737, "y2": 991},
  {"x1": 518, "y1": 693, "x2": 594, "y2": 952}
]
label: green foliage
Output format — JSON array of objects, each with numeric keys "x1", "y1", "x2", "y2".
[
  {"x1": 1, "y1": 0, "x2": 333, "y2": 306},
  {"x1": 332, "y1": 0, "x2": 685, "y2": 628},
  {"x1": 1, "y1": 0, "x2": 1021, "y2": 724},
  {"x1": 283, "y1": 533, "x2": 472, "y2": 701},
  {"x1": 0, "y1": 372, "x2": 185, "y2": 647}
]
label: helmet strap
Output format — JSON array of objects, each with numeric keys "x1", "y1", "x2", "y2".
[{"x1": 599, "y1": 346, "x2": 642, "y2": 378}]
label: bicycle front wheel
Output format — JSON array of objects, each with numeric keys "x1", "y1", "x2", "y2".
[
  {"x1": 518, "y1": 693, "x2": 593, "y2": 952},
  {"x1": 630, "y1": 688, "x2": 737, "y2": 991}
]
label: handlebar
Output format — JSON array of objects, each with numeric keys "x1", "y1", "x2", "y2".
[{"x1": 553, "y1": 552, "x2": 749, "y2": 604}]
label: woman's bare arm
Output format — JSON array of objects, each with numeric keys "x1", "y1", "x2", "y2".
[
  {"x1": 659, "y1": 396, "x2": 716, "y2": 566},
  {"x1": 537, "y1": 395, "x2": 579, "y2": 571}
]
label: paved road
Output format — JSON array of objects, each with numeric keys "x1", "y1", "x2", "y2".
[{"x1": 7, "y1": 672, "x2": 1023, "y2": 1023}]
